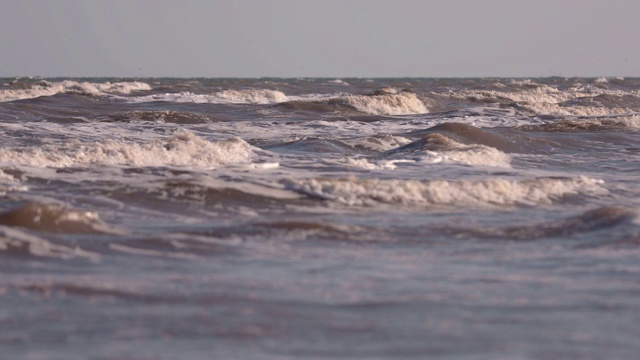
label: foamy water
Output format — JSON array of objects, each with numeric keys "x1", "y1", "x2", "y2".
[{"x1": 1, "y1": 77, "x2": 640, "y2": 359}]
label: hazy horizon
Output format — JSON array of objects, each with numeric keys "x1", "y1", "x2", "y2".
[{"x1": 1, "y1": 0, "x2": 638, "y2": 78}]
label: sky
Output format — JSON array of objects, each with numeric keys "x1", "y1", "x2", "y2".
[{"x1": 1, "y1": 0, "x2": 638, "y2": 78}]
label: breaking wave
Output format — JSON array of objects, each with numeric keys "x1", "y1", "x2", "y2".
[
  {"x1": 345, "y1": 134, "x2": 413, "y2": 152},
  {"x1": 0, "y1": 132, "x2": 254, "y2": 168},
  {"x1": 281, "y1": 176, "x2": 606, "y2": 207},
  {"x1": 331, "y1": 89, "x2": 429, "y2": 116},
  {"x1": 518, "y1": 115, "x2": 640, "y2": 132},
  {"x1": 0, "y1": 203, "x2": 108, "y2": 234},
  {"x1": 0, "y1": 169, "x2": 28, "y2": 195},
  {"x1": 444, "y1": 84, "x2": 640, "y2": 116},
  {"x1": 0, "y1": 224, "x2": 99, "y2": 260},
  {"x1": 384, "y1": 133, "x2": 511, "y2": 168}
]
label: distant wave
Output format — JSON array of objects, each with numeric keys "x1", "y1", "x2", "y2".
[
  {"x1": 518, "y1": 114, "x2": 640, "y2": 132},
  {"x1": 123, "y1": 87, "x2": 429, "y2": 116},
  {"x1": 124, "y1": 89, "x2": 289, "y2": 105},
  {"x1": 0, "y1": 80, "x2": 151, "y2": 102},
  {"x1": 442, "y1": 84, "x2": 640, "y2": 116},
  {"x1": 330, "y1": 88, "x2": 429, "y2": 116},
  {"x1": 95, "y1": 110, "x2": 214, "y2": 124}
]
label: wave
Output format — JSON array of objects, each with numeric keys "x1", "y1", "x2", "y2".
[
  {"x1": 384, "y1": 133, "x2": 511, "y2": 168},
  {"x1": 281, "y1": 176, "x2": 606, "y2": 207},
  {"x1": 271, "y1": 99, "x2": 362, "y2": 116},
  {"x1": 124, "y1": 89, "x2": 289, "y2": 105},
  {"x1": 234, "y1": 220, "x2": 372, "y2": 242},
  {"x1": 264, "y1": 138, "x2": 360, "y2": 155},
  {"x1": 518, "y1": 115, "x2": 640, "y2": 132},
  {"x1": 0, "y1": 202, "x2": 108, "y2": 234},
  {"x1": 216, "y1": 89, "x2": 289, "y2": 104},
  {"x1": 0, "y1": 169, "x2": 28, "y2": 195},
  {"x1": 0, "y1": 132, "x2": 254, "y2": 168},
  {"x1": 272, "y1": 88, "x2": 429, "y2": 117},
  {"x1": 330, "y1": 89, "x2": 429, "y2": 116},
  {"x1": 333, "y1": 157, "x2": 407, "y2": 170},
  {"x1": 117, "y1": 86, "x2": 428, "y2": 116},
  {"x1": 458, "y1": 206, "x2": 638, "y2": 240},
  {"x1": 345, "y1": 134, "x2": 413, "y2": 152},
  {"x1": 404, "y1": 122, "x2": 559, "y2": 154},
  {"x1": 0, "y1": 224, "x2": 99, "y2": 260},
  {"x1": 443, "y1": 84, "x2": 640, "y2": 116},
  {"x1": 0, "y1": 80, "x2": 151, "y2": 102},
  {"x1": 96, "y1": 110, "x2": 213, "y2": 124}
]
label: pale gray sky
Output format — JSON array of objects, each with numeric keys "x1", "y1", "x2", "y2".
[{"x1": 1, "y1": 0, "x2": 638, "y2": 77}]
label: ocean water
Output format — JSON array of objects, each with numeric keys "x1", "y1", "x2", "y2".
[{"x1": 1, "y1": 77, "x2": 640, "y2": 359}]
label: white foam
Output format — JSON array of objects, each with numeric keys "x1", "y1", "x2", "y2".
[
  {"x1": 124, "y1": 89, "x2": 289, "y2": 105},
  {"x1": 335, "y1": 92, "x2": 429, "y2": 116},
  {"x1": 0, "y1": 132, "x2": 254, "y2": 168},
  {"x1": 0, "y1": 80, "x2": 151, "y2": 102},
  {"x1": 282, "y1": 176, "x2": 606, "y2": 207}
]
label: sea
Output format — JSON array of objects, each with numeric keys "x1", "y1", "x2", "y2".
[{"x1": 1, "y1": 77, "x2": 639, "y2": 359}]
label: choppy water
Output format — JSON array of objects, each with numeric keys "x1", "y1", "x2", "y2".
[{"x1": 1, "y1": 77, "x2": 640, "y2": 359}]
